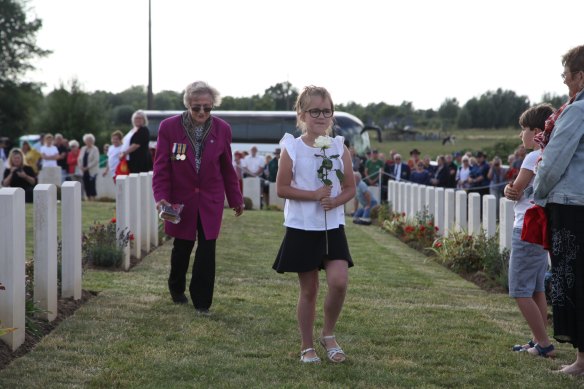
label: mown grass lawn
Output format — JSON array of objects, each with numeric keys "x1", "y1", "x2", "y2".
[{"x1": 1, "y1": 208, "x2": 582, "y2": 388}]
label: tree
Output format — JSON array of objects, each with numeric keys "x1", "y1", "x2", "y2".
[
  {"x1": 263, "y1": 81, "x2": 298, "y2": 110},
  {"x1": 540, "y1": 92, "x2": 568, "y2": 109},
  {"x1": 438, "y1": 98, "x2": 461, "y2": 131},
  {"x1": 0, "y1": 80, "x2": 43, "y2": 139},
  {"x1": 39, "y1": 79, "x2": 111, "y2": 145},
  {"x1": 0, "y1": 0, "x2": 50, "y2": 85}
]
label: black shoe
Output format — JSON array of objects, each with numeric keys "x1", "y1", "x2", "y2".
[
  {"x1": 195, "y1": 308, "x2": 211, "y2": 316},
  {"x1": 171, "y1": 293, "x2": 188, "y2": 304}
]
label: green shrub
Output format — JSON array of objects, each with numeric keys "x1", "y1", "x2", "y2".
[
  {"x1": 382, "y1": 208, "x2": 438, "y2": 252},
  {"x1": 82, "y1": 219, "x2": 132, "y2": 269},
  {"x1": 243, "y1": 197, "x2": 253, "y2": 210}
]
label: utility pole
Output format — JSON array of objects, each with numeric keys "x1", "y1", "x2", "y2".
[{"x1": 147, "y1": 0, "x2": 153, "y2": 109}]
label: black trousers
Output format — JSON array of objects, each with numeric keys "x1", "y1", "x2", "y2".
[{"x1": 169, "y1": 217, "x2": 217, "y2": 309}]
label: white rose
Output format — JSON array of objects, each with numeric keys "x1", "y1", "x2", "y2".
[{"x1": 314, "y1": 135, "x2": 332, "y2": 149}]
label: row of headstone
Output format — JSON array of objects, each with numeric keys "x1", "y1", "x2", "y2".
[
  {"x1": 36, "y1": 166, "x2": 116, "y2": 200},
  {"x1": 115, "y1": 172, "x2": 159, "y2": 270},
  {"x1": 0, "y1": 182, "x2": 82, "y2": 351},
  {"x1": 387, "y1": 181, "x2": 514, "y2": 253}
]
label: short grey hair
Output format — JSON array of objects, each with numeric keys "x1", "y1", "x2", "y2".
[
  {"x1": 183, "y1": 81, "x2": 221, "y2": 108},
  {"x1": 131, "y1": 110, "x2": 149, "y2": 126},
  {"x1": 354, "y1": 171, "x2": 362, "y2": 180},
  {"x1": 69, "y1": 140, "x2": 79, "y2": 148},
  {"x1": 82, "y1": 133, "x2": 95, "y2": 144}
]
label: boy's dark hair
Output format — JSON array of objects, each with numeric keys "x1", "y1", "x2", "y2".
[{"x1": 518, "y1": 103, "x2": 555, "y2": 130}]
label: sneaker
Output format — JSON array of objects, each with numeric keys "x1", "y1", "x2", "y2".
[{"x1": 359, "y1": 217, "x2": 372, "y2": 225}]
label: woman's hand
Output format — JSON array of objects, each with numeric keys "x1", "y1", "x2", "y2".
[
  {"x1": 119, "y1": 152, "x2": 125, "y2": 160},
  {"x1": 233, "y1": 204, "x2": 244, "y2": 217},
  {"x1": 314, "y1": 185, "x2": 332, "y2": 201},
  {"x1": 320, "y1": 195, "x2": 337, "y2": 211},
  {"x1": 155, "y1": 199, "x2": 171, "y2": 212}
]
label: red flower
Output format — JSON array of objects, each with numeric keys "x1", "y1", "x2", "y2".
[
  {"x1": 111, "y1": 217, "x2": 117, "y2": 223},
  {"x1": 404, "y1": 226, "x2": 415, "y2": 233},
  {"x1": 129, "y1": 233, "x2": 135, "y2": 241},
  {"x1": 401, "y1": 212, "x2": 406, "y2": 217},
  {"x1": 419, "y1": 226, "x2": 426, "y2": 232},
  {"x1": 434, "y1": 241, "x2": 442, "y2": 248},
  {"x1": 434, "y1": 226, "x2": 439, "y2": 231}
]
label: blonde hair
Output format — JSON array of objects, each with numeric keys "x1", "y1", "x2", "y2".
[
  {"x1": 294, "y1": 85, "x2": 334, "y2": 134},
  {"x1": 7, "y1": 148, "x2": 27, "y2": 168}
]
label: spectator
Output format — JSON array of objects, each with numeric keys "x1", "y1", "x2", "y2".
[
  {"x1": 410, "y1": 161, "x2": 431, "y2": 185},
  {"x1": 0, "y1": 139, "x2": 7, "y2": 162},
  {"x1": 40, "y1": 133, "x2": 59, "y2": 169},
  {"x1": 66, "y1": 140, "x2": 81, "y2": 181},
  {"x1": 120, "y1": 110, "x2": 153, "y2": 173},
  {"x1": 487, "y1": 156, "x2": 506, "y2": 214},
  {"x1": 389, "y1": 153, "x2": 410, "y2": 182},
  {"x1": 100, "y1": 143, "x2": 110, "y2": 168},
  {"x1": 349, "y1": 146, "x2": 361, "y2": 173},
  {"x1": 443, "y1": 154, "x2": 458, "y2": 188},
  {"x1": 241, "y1": 145, "x2": 264, "y2": 177},
  {"x1": 407, "y1": 148, "x2": 421, "y2": 169},
  {"x1": 422, "y1": 155, "x2": 435, "y2": 175},
  {"x1": 78, "y1": 133, "x2": 100, "y2": 201},
  {"x1": 456, "y1": 155, "x2": 472, "y2": 189},
  {"x1": 54, "y1": 133, "x2": 69, "y2": 182},
  {"x1": 469, "y1": 151, "x2": 490, "y2": 195},
  {"x1": 2, "y1": 148, "x2": 37, "y2": 203},
  {"x1": 267, "y1": 148, "x2": 280, "y2": 183},
  {"x1": 353, "y1": 172, "x2": 378, "y2": 225},
  {"x1": 364, "y1": 149, "x2": 384, "y2": 186},
  {"x1": 232, "y1": 151, "x2": 244, "y2": 192},
  {"x1": 21, "y1": 141, "x2": 41, "y2": 174},
  {"x1": 103, "y1": 131, "x2": 124, "y2": 180}
]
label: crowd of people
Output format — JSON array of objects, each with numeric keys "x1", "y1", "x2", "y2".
[{"x1": 1, "y1": 110, "x2": 153, "y2": 202}]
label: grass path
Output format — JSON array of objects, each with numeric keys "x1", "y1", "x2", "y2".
[{"x1": 1, "y1": 210, "x2": 582, "y2": 388}]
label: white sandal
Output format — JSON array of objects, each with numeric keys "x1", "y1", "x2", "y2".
[
  {"x1": 319, "y1": 335, "x2": 346, "y2": 363},
  {"x1": 300, "y1": 347, "x2": 321, "y2": 363}
]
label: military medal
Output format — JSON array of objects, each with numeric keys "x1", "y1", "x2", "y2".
[{"x1": 172, "y1": 143, "x2": 187, "y2": 160}]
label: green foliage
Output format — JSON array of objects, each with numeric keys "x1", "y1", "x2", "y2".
[
  {"x1": 381, "y1": 208, "x2": 438, "y2": 251},
  {"x1": 243, "y1": 197, "x2": 253, "y2": 210},
  {"x1": 0, "y1": 81, "x2": 43, "y2": 140},
  {"x1": 458, "y1": 88, "x2": 529, "y2": 129},
  {"x1": 430, "y1": 230, "x2": 510, "y2": 286},
  {"x1": 0, "y1": 0, "x2": 51, "y2": 84},
  {"x1": 82, "y1": 219, "x2": 132, "y2": 268},
  {"x1": 483, "y1": 139, "x2": 522, "y2": 161}
]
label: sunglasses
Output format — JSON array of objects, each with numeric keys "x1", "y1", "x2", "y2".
[{"x1": 190, "y1": 105, "x2": 213, "y2": 113}]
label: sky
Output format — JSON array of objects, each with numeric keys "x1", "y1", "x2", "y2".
[{"x1": 24, "y1": 0, "x2": 584, "y2": 111}]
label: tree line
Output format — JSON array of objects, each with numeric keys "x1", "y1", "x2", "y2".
[{"x1": 0, "y1": 0, "x2": 568, "y2": 148}]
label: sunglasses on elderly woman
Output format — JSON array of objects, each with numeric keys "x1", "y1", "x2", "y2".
[{"x1": 190, "y1": 105, "x2": 213, "y2": 113}]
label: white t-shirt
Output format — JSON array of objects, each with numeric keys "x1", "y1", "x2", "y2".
[
  {"x1": 107, "y1": 144, "x2": 124, "y2": 177},
  {"x1": 514, "y1": 149, "x2": 541, "y2": 228},
  {"x1": 242, "y1": 154, "x2": 265, "y2": 176},
  {"x1": 281, "y1": 133, "x2": 346, "y2": 231},
  {"x1": 40, "y1": 145, "x2": 59, "y2": 167}
]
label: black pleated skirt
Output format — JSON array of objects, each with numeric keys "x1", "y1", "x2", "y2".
[{"x1": 273, "y1": 226, "x2": 353, "y2": 273}]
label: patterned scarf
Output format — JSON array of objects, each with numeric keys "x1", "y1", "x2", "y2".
[
  {"x1": 181, "y1": 112, "x2": 212, "y2": 173},
  {"x1": 534, "y1": 96, "x2": 575, "y2": 150}
]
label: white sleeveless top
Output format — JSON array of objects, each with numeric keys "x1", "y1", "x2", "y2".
[{"x1": 280, "y1": 133, "x2": 346, "y2": 231}]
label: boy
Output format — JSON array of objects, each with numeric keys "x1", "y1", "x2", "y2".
[{"x1": 504, "y1": 104, "x2": 555, "y2": 358}]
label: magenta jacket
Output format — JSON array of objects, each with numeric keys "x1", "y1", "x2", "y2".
[{"x1": 152, "y1": 114, "x2": 243, "y2": 241}]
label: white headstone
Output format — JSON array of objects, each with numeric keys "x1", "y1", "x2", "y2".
[
  {"x1": 33, "y1": 184, "x2": 58, "y2": 322},
  {"x1": 96, "y1": 167, "x2": 116, "y2": 200},
  {"x1": 444, "y1": 189, "x2": 455, "y2": 236},
  {"x1": 483, "y1": 195, "x2": 497, "y2": 238},
  {"x1": 0, "y1": 188, "x2": 26, "y2": 350},
  {"x1": 61, "y1": 182, "x2": 82, "y2": 300},
  {"x1": 425, "y1": 186, "x2": 435, "y2": 218},
  {"x1": 468, "y1": 193, "x2": 481, "y2": 236},
  {"x1": 140, "y1": 173, "x2": 151, "y2": 253},
  {"x1": 434, "y1": 187, "x2": 445, "y2": 236},
  {"x1": 38, "y1": 166, "x2": 62, "y2": 188},
  {"x1": 243, "y1": 177, "x2": 261, "y2": 210},
  {"x1": 116, "y1": 175, "x2": 131, "y2": 270},
  {"x1": 148, "y1": 172, "x2": 159, "y2": 248},
  {"x1": 499, "y1": 197, "x2": 514, "y2": 252},
  {"x1": 455, "y1": 190, "x2": 468, "y2": 232},
  {"x1": 128, "y1": 174, "x2": 141, "y2": 259}
]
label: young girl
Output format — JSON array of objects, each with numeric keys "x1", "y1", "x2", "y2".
[
  {"x1": 504, "y1": 103, "x2": 555, "y2": 358},
  {"x1": 273, "y1": 86, "x2": 355, "y2": 363}
]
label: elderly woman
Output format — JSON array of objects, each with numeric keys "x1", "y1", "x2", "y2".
[
  {"x1": 152, "y1": 81, "x2": 244, "y2": 314},
  {"x1": 120, "y1": 110, "x2": 153, "y2": 173},
  {"x1": 2, "y1": 148, "x2": 37, "y2": 202},
  {"x1": 78, "y1": 133, "x2": 100, "y2": 201},
  {"x1": 533, "y1": 44, "x2": 584, "y2": 375},
  {"x1": 66, "y1": 140, "x2": 81, "y2": 180}
]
